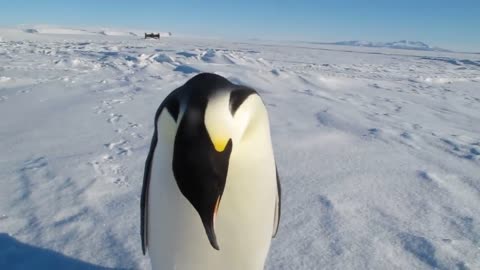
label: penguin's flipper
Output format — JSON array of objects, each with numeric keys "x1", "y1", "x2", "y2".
[
  {"x1": 141, "y1": 130, "x2": 157, "y2": 255},
  {"x1": 272, "y1": 166, "x2": 281, "y2": 237},
  {"x1": 141, "y1": 90, "x2": 180, "y2": 255}
]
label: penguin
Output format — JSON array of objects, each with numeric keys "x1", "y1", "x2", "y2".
[{"x1": 141, "y1": 73, "x2": 281, "y2": 270}]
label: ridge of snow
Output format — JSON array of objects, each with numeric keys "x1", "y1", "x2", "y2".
[
  {"x1": 17, "y1": 25, "x2": 172, "y2": 38},
  {"x1": 98, "y1": 30, "x2": 138, "y2": 37},
  {"x1": 331, "y1": 40, "x2": 450, "y2": 52}
]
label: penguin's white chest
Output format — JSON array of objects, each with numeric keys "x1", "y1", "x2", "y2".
[{"x1": 148, "y1": 141, "x2": 276, "y2": 270}]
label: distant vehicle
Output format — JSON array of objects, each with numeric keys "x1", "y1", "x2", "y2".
[{"x1": 145, "y1": 33, "x2": 160, "y2": 39}]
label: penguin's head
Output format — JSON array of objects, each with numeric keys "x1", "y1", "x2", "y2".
[{"x1": 163, "y1": 73, "x2": 266, "y2": 250}]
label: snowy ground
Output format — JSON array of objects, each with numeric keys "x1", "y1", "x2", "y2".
[{"x1": 0, "y1": 27, "x2": 479, "y2": 270}]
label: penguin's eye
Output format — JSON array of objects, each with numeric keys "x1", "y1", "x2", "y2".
[
  {"x1": 166, "y1": 98, "x2": 180, "y2": 121},
  {"x1": 229, "y1": 88, "x2": 256, "y2": 116}
]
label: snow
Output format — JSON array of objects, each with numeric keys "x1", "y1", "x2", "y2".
[
  {"x1": 99, "y1": 30, "x2": 137, "y2": 37},
  {"x1": 328, "y1": 40, "x2": 450, "y2": 52},
  {"x1": 0, "y1": 26, "x2": 479, "y2": 270},
  {"x1": 24, "y1": 26, "x2": 97, "y2": 36},
  {"x1": 0, "y1": 76, "x2": 11, "y2": 82},
  {"x1": 1, "y1": 25, "x2": 172, "y2": 39}
]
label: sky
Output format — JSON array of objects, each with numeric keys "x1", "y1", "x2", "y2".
[{"x1": 1, "y1": 0, "x2": 479, "y2": 52}]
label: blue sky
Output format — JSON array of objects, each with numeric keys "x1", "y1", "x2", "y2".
[{"x1": 1, "y1": 0, "x2": 479, "y2": 51}]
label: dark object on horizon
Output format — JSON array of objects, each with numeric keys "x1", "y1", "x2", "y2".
[{"x1": 145, "y1": 33, "x2": 160, "y2": 39}]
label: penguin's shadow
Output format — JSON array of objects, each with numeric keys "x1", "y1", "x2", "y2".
[{"x1": 0, "y1": 233, "x2": 118, "y2": 270}]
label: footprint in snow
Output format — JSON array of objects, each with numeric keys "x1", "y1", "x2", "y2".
[
  {"x1": 104, "y1": 140, "x2": 127, "y2": 150},
  {"x1": 104, "y1": 140, "x2": 132, "y2": 156},
  {"x1": 130, "y1": 132, "x2": 145, "y2": 140},
  {"x1": 114, "y1": 122, "x2": 141, "y2": 134},
  {"x1": 365, "y1": 128, "x2": 381, "y2": 138},
  {"x1": 94, "y1": 107, "x2": 107, "y2": 114},
  {"x1": 107, "y1": 113, "x2": 122, "y2": 123},
  {"x1": 401, "y1": 132, "x2": 413, "y2": 140},
  {"x1": 17, "y1": 89, "x2": 31, "y2": 94},
  {"x1": 398, "y1": 233, "x2": 440, "y2": 269},
  {"x1": 117, "y1": 147, "x2": 131, "y2": 156},
  {"x1": 128, "y1": 122, "x2": 140, "y2": 128},
  {"x1": 89, "y1": 155, "x2": 128, "y2": 186},
  {"x1": 439, "y1": 137, "x2": 480, "y2": 161}
]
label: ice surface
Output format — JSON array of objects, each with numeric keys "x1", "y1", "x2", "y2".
[{"x1": 0, "y1": 26, "x2": 479, "y2": 269}]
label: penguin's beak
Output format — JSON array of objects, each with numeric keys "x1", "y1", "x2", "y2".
[{"x1": 172, "y1": 106, "x2": 233, "y2": 250}]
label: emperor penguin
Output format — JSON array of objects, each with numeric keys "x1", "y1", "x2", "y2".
[{"x1": 141, "y1": 73, "x2": 281, "y2": 270}]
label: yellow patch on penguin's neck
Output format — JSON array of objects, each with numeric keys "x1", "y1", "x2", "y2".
[
  {"x1": 204, "y1": 93, "x2": 232, "y2": 152},
  {"x1": 213, "y1": 137, "x2": 229, "y2": 152}
]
